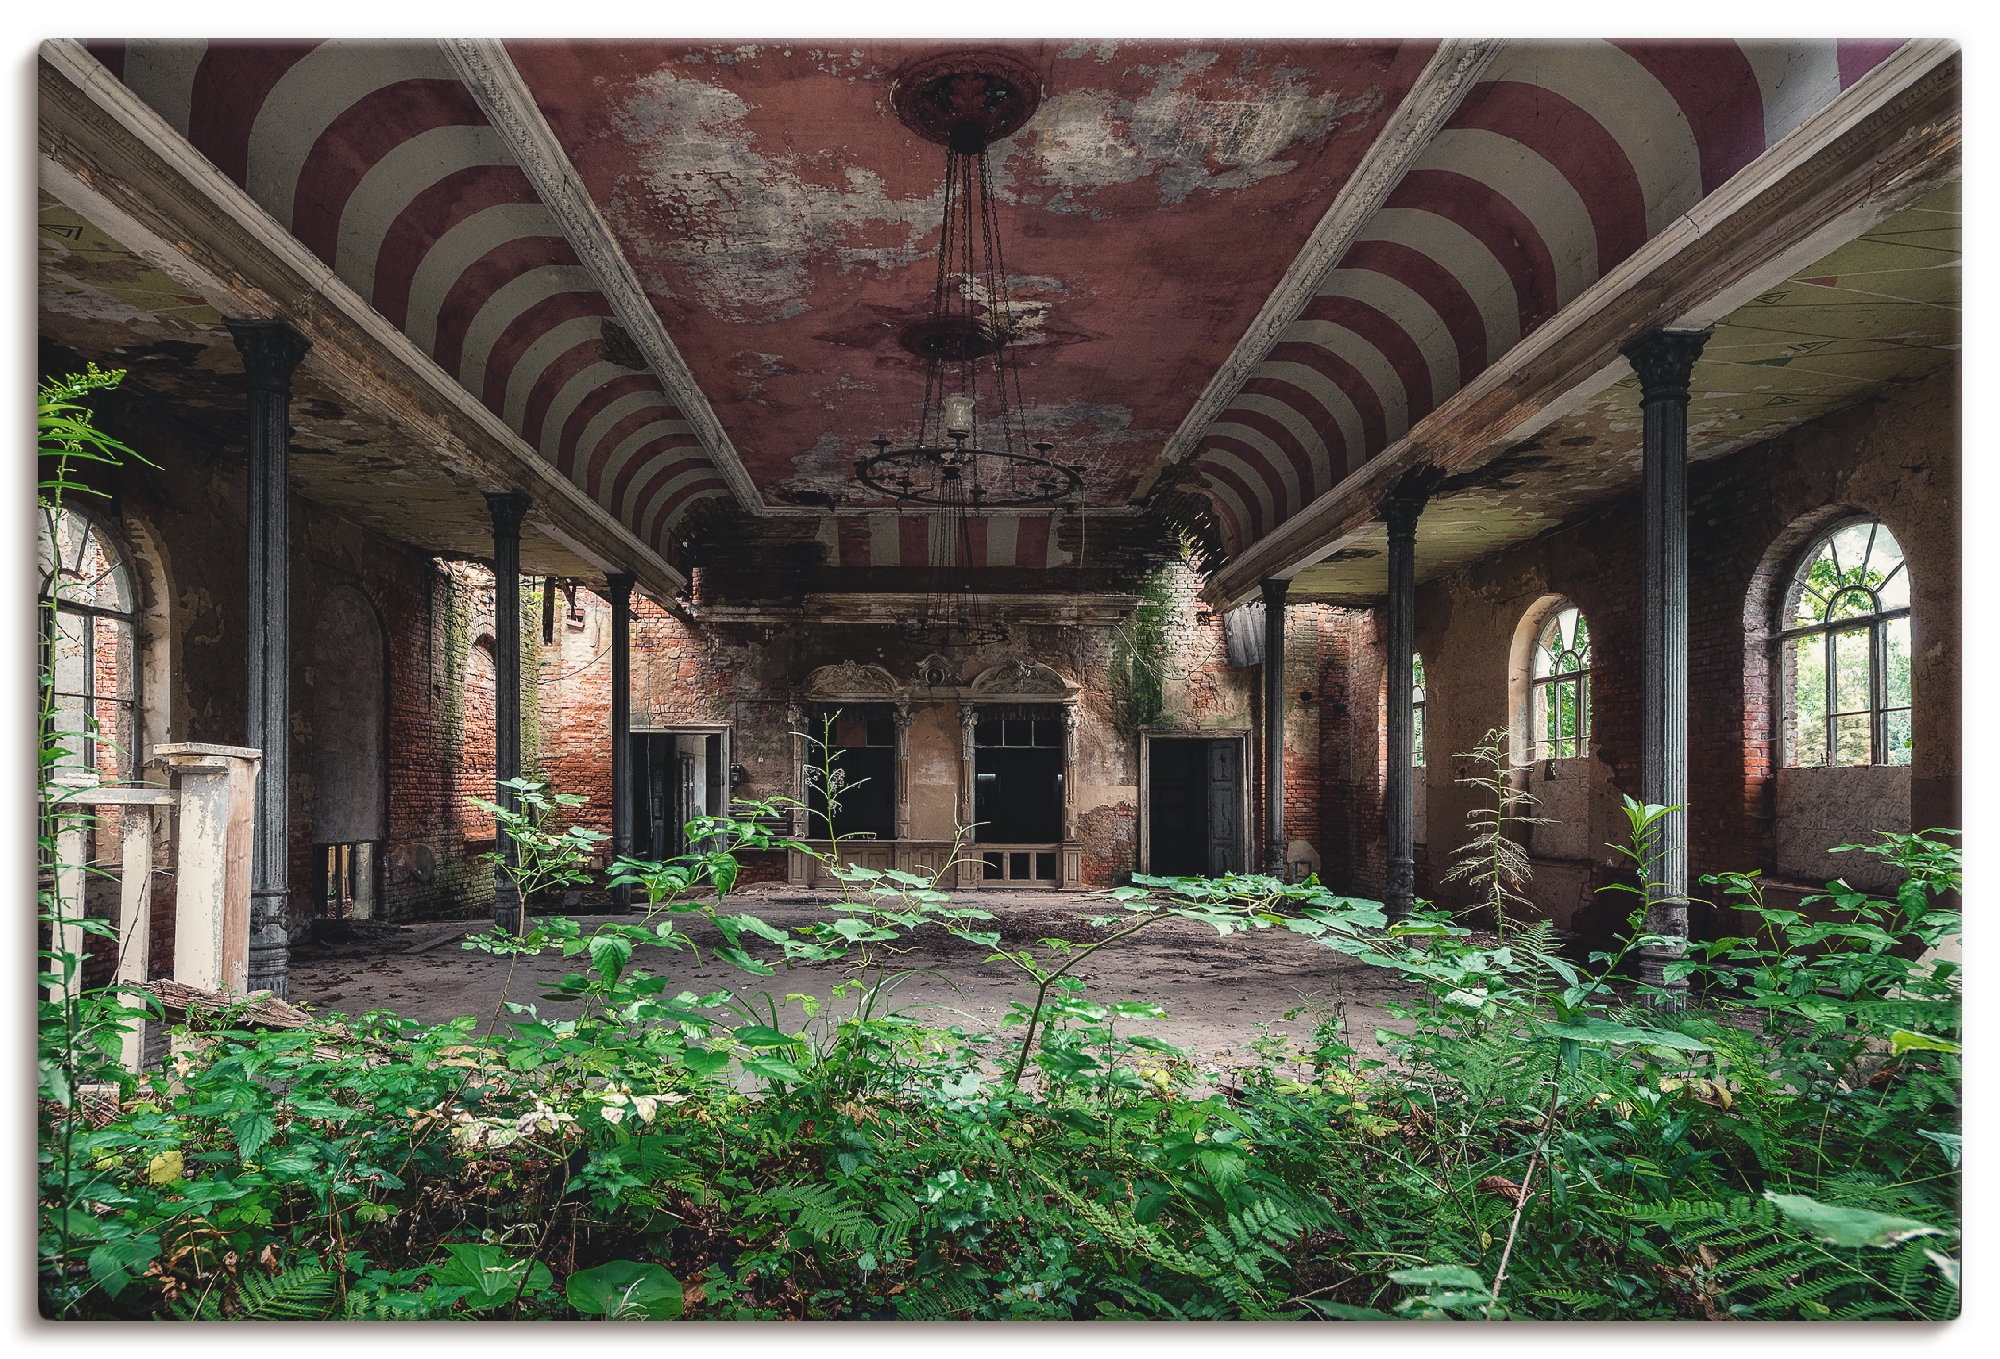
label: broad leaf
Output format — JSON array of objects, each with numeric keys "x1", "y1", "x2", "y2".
[
  {"x1": 1764, "y1": 1192, "x2": 1947, "y2": 1249},
  {"x1": 565, "y1": 1260, "x2": 684, "y2": 1319}
]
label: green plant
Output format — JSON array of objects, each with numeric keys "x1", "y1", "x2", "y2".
[
  {"x1": 467, "y1": 777, "x2": 609, "y2": 908},
  {"x1": 1440, "y1": 727, "x2": 1548, "y2": 938}
]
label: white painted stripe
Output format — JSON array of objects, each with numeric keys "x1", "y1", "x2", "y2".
[
  {"x1": 1280, "y1": 318, "x2": 1413, "y2": 440},
  {"x1": 1199, "y1": 446, "x2": 1279, "y2": 530},
  {"x1": 1228, "y1": 393, "x2": 1336, "y2": 500},
  {"x1": 987, "y1": 513, "x2": 1019, "y2": 567},
  {"x1": 1483, "y1": 40, "x2": 1703, "y2": 236},
  {"x1": 651, "y1": 487, "x2": 732, "y2": 545},
  {"x1": 404, "y1": 201, "x2": 556, "y2": 353},
  {"x1": 1359, "y1": 206, "x2": 1521, "y2": 360},
  {"x1": 502, "y1": 314, "x2": 610, "y2": 430},
  {"x1": 334, "y1": 124, "x2": 512, "y2": 303},
  {"x1": 593, "y1": 417, "x2": 695, "y2": 502},
  {"x1": 571, "y1": 389, "x2": 675, "y2": 472},
  {"x1": 1743, "y1": 42, "x2": 1845, "y2": 147},
  {"x1": 1314, "y1": 268, "x2": 1460, "y2": 399},
  {"x1": 537, "y1": 359, "x2": 646, "y2": 460},
  {"x1": 869, "y1": 515, "x2": 900, "y2": 567},
  {"x1": 1195, "y1": 470, "x2": 1258, "y2": 547},
  {"x1": 1206, "y1": 420, "x2": 1304, "y2": 517},
  {"x1": 636, "y1": 467, "x2": 723, "y2": 543},
  {"x1": 1251, "y1": 359, "x2": 1369, "y2": 471},
  {"x1": 455, "y1": 263, "x2": 596, "y2": 390},
  {"x1": 118, "y1": 41, "x2": 206, "y2": 137},
  {"x1": 246, "y1": 40, "x2": 455, "y2": 230},
  {"x1": 1420, "y1": 126, "x2": 1598, "y2": 308}
]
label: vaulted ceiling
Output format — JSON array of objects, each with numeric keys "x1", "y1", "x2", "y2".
[{"x1": 41, "y1": 38, "x2": 1954, "y2": 598}]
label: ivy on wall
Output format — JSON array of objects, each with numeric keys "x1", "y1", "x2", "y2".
[{"x1": 1110, "y1": 562, "x2": 1176, "y2": 730}]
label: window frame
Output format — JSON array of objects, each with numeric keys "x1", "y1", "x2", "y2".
[
  {"x1": 1529, "y1": 604, "x2": 1592, "y2": 762},
  {"x1": 1778, "y1": 518, "x2": 1911, "y2": 769},
  {"x1": 38, "y1": 504, "x2": 139, "y2": 783}
]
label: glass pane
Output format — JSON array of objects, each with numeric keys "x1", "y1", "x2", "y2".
[
  {"x1": 1884, "y1": 616, "x2": 1912, "y2": 708},
  {"x1": 1034, "y1": 853, "x2": 1056, "y2": 880},
  {"x1": 1833, "y1": 712, "x2": 1872, "y2": 767},
  {"x1": 1877, "y1": 561, "x2": 1910, "y2": 611},
  {"x1": 1412, "y1": 704, "x2": 1426, "y2": 767},
  {"x1": 1411, "y1": 653, "x2": 1426, "y2": 693},
  {"x1": 1832, "y1": 626, "x2": 1872, "y2": 714},
  {"x1": 1793, "y1": 542, "x2": 1836, "y2": 626},
  {"x1": 1883, "y1": 708, "x2": 1912, "y2": 766},
  {"x1": 1578, "y1": 675, "x2": 1591, "y2": 748},
  {"x1": 974, "y1": 720, "x2": 1002, "y2": 747},
  {"x1": 1570, "y1": 610, "x2": 1590, "y2": 664},
  {"x1": 1826, "y1": 587, "x2": 1877, "y2": 622},
  {"x1": 1534, "y1": 608, "x2": 1568, "y2": 678},
  {"x1": 1791, "y1": 635, "x2": 1826, "y2": 766},
  {"x1": 1010, "y1": 852, "x2": 1031, "y2": 879},
  {"x1": 1828, "y1": 521, "x2": 1875, "y2": 582},
  {"x1": 1004, "y1": 719, "x2": 1031, "y2": 747}
]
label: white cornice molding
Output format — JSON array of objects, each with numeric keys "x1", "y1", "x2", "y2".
[
  {"x1": 440, "y1": 38, "x2": 771, "y2": 516},
  {"x1": 38, "y1": 37, "x2": 686, "y2": 599},
  {"x1": 1138, "y1": 38, "x2": 1506, "y2": 500}
]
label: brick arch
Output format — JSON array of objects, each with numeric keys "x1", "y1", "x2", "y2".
[{"x1": 458, "y1": 633, "x2": 500, "y2": 839}]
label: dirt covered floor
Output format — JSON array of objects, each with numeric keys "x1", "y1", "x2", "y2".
[{"x1": 287, "y1": 886, "x2": 1423, "y2": 1082}]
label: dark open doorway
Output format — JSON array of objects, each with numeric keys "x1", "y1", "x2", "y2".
[
  {"x1": 1146, "y1": 736, "x2": 1245, "y2": 877},
  {"x1": 631, "y1": 729, "x2": 727, "y2": 860}
]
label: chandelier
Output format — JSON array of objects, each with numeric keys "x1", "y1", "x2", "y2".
[{"x1": 855, "y1": 52, "x2": 1085, "y2": 647}]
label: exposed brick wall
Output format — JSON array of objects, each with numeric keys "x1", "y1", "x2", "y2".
[{"x1": 1404, "y1": 366, "x2": 1958, "y2": 938}]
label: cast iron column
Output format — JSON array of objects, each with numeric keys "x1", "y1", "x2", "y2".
[
  {"x1": 487, "y1": 491, "x2": 532, "y2": 934},
  {"x1": 606, "y1": 573, "x2": 635, "y2": 911},
  {"x1": 1622, "y1": 327, "x2": 1710, "y2": 1007},
  {"x1": 228, "y1": 319, "x2": 310, "y2": 999},
  {"x1": 1260, "y1": 577, "x2": 1290, "y2": 877},
  {"x1": 1381, "y1": 478, "x2": 1430, "y2": 922}
]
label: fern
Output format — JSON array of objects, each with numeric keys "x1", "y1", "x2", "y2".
[{"x1": 171, "y1": 1263, "x2": 336, "y2": 1320}]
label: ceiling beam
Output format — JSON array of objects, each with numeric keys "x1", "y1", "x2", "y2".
[
  {"x1": 441, "y1": 39, "x2": 775, "y2": 517},
  {"x1": 1202, "y1": 41, "x2": 1960, "y2": 609},
  {"x1": 1137, "y1": 38, "x2": 1506, "y2": 502},
  {"x1": 38, "y1": 38, "x2": 686, "y2": 603}
]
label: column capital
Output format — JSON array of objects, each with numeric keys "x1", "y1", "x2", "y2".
[
  {"x1": 485, "y1": 490, "x2": 532, "y2": 536},
  {"x1": 1377, "y1": 465, "x2": 1442, "y2": 537},
  {"x1": 1621, "y1": 327, "x2": 1712, "y2": 403},
  {"x1": 1258, "y1": 576, "x2": 1290, "y2": 609},
  {"x1": 603, "y1": 571, "x2": 635, "y2": 605},
  {"x1": 225, "y1": 318, "x2": 310, "y2": 391}
]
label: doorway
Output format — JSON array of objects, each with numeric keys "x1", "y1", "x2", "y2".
[
  {"x1": 630, "y1": 728, "x2": 728, "y2": 860},
  {"x1": 1145, "y1": 736, "x2": 1245, "y2": 877}
]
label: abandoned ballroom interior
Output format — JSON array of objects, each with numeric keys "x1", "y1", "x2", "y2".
[{"x1": 36, "y1": 38, "x2": 1960, "y2": 1000}]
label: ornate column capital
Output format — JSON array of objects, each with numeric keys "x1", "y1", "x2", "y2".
[
  {"x1": 604, "y1": 571, "x2": 635, "y2": 605},
  {"x1": 1258, "y1": 576, "x2": 1290, "y2": 610},
  {"x1": 225, "y1": 318, "x2": 310, "y2": 392},
  {"x1": 1621, "y1": 327, "x2": 1712, "y2": 404},
  {"x1": 1377, "y1": 465, "x2": 1442, "y2": 539},
  {"x1": 485, "y1": 490, "x2": 531, "y2": 537}
]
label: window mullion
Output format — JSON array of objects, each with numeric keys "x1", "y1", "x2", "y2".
[{"x1": 1870, "y1": 616, "x2": 1887, "y2": 766}]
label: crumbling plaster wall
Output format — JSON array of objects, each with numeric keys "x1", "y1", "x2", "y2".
[{"x1": 613, "y1": 557, "x2": 1278, "y2": 887}]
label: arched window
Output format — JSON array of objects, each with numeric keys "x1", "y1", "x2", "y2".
[
  {"x1": 1781, "y1": 519, "x2": 1911, "y2": 767},
  {"x1": 1531, "y1": 605, "x2": 1591, "y2": 760},
  {"x1": 1411, "y1": 653, "x2": 1427, "y2": 767},
  {"x1": 38, "y1": 506, "x2": 137, "y2": 784}
]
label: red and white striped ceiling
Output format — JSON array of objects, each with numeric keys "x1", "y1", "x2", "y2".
[{"x1": 78, "y1": 39, "x2": 1901, "y2": 568}]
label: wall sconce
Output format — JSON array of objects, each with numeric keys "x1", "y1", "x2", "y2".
[{"x1": 1298, "y1": 690, "x2": 1317, "y2": 706}]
